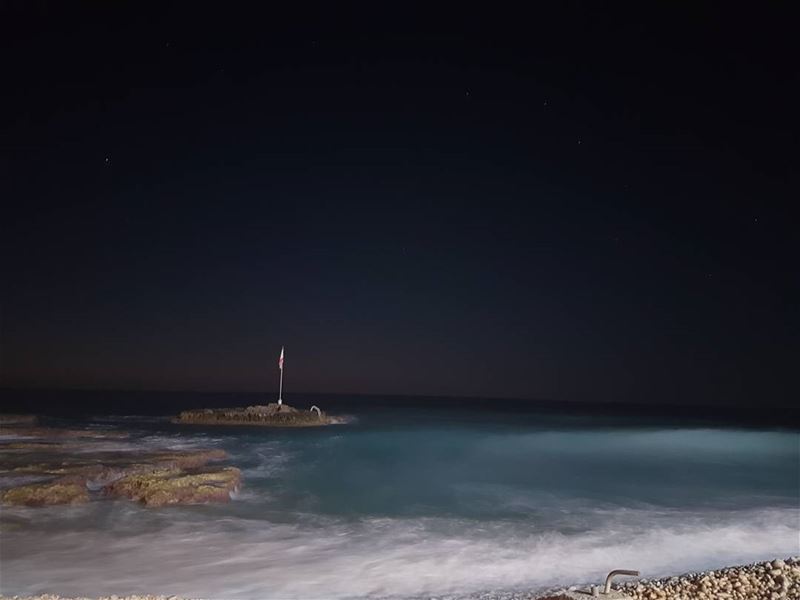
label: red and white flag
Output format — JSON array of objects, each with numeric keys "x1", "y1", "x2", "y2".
[{"x1": 278, "y1": 346, "x2": 284, "y2": 370}]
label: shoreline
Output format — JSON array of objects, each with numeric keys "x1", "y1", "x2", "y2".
[
  {"x1": 538, "y1": 557, "x2": 799, "y2": 600},
  {"x1": 1, "y1": 557, "x2": 797, "y2": 600}
]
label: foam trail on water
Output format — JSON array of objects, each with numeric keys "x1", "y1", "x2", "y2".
[
  {"x1": 1, "y1": 507, "x2": 797, "y2": 599},
  {"x1": 2, "y1": 413, "x2": 796, "y2": 599}
]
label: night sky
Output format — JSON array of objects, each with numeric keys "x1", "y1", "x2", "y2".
[{"x1": 1, "y1": 3, "x2": 796, "y2": 405}]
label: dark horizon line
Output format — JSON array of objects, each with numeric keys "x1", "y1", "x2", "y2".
[{"x1": 0, "y1": 385, "x2": 793, "y2": 409}]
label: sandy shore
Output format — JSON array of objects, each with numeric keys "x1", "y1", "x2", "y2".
[{"x1": 1, "y1": 557, "x2": 798, "y2": 600}]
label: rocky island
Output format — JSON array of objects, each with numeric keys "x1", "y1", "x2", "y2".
[
  {"x1": 175, "y1": 402, "x2": 343, "y2": 427},
  {"x1": 0, "y1": 417, "x2": 240, "y2": 508}
]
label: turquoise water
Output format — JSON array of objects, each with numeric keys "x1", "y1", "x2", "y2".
[{"x1": 1, "y1": 401, "x2": 798, "y2": 598}]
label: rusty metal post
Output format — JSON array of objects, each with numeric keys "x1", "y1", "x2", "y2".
[{"x1": 604, "y1": 569, "x2": 640, "y2": 594}]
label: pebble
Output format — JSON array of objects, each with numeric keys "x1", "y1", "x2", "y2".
[
  {"x1": 0, "y1": 597, "x2": 189, "y2": 600},
  {"x1": 2, "y1": 557, "x2": 798, "y2": 600},
  {"x1": 615, "y1": 556, "x2": 800, "y2": 600}
]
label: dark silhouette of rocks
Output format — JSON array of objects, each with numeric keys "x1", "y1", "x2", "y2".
[
  {"x1": 0, "y1": 414, "x2": 38, "y2": 426},
  {"x1": 176, "y1": 402, "x2": 341, "y2": 427},
  {"x1": 0, "y1": 426, "x2": 129, "y2": 439}
]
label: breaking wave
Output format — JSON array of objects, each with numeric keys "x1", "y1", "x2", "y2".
[
  {"x1": 1, "y1": 410, "x2": 797, "y2": 599},
  {"x1": 1, "y1": 505, "x2": 797, "y2": 599}
]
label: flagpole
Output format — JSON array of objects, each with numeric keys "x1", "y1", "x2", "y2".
[{"x1": 278, "y1": 347, "x2": 284, "y2": 406}]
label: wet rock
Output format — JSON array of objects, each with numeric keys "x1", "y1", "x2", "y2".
[
  {"x1": 105, "y1": 466, "x2": 241, "y2": 506},
  {"x1": 176, "y1": 402, "x2": 336, "y2": 427},
  {"x1": 244, "y1": 403, "x2": 286, "y2": 415},
  {"x1": 0, "y1": 441, "x2": 80, "y2": 451},
  {"x1": 150, "y1": 449, "x2": 227, "y2": 470},
  {"x1": 0, "y1": 481, "x2": 89, "y2": 506},
  {"x1": 0, "y1": 427, "x2": 129, "y2": 439},
  {"x1": 0, "y1": 426, "x2": 234, "y2": 508},
  {"x1": 0, "y1": 414, "x2": 38, "y2": 425},
  {"x1": 3, "y1": 449, "x2": 227, "y2": 485}
]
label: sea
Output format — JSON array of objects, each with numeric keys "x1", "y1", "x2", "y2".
[{"x1": 1, "y1": 390, "x2": 798, "y2": 599}]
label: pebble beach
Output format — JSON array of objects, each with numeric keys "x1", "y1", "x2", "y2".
[
  {"x1": 614, "y1": 557, "x2": 800, "y2": 600},
  {"x1": 1, "y1": 558, "x2": 798, "y2": 600}
]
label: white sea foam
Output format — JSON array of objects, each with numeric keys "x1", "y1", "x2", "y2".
[
  {"x1": 62, "y1": 435, "x2": 212, "y2": 454},
  {"x1": 2, "y1": 420, "x2": 796, "y2": 598},
  {"x1": 1, "y1": 506, "x2": 797, "y2": 599},
  {"x1": 236, "y1": 441, "x2": 294, "y2": 479}
]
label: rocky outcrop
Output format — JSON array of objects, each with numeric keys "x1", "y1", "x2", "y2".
[
  {"x1": 141, "y1": 449, "x2": 228, "y2": 471},
  {"x1": 0, "y1": 426, "x2": 129, "y2": 439},
  {"x1": 105, "y1": 467, "x2": 241, "y2": 506},
  {"x1": 0, "y1": 481, "x2": 89, "y2": 506},
  {"x1": 0, "y1": 414, "x2": 38, "y2": 425},
  {"x1": 4, "y1": 448, "x2": 229, "y2": 487},
  {"x1": 176, "y1": 402, "x2": 340, "y2": 427},
  {"x1": 0, "y1": 426, "x2": 239, "y2": 508}
]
